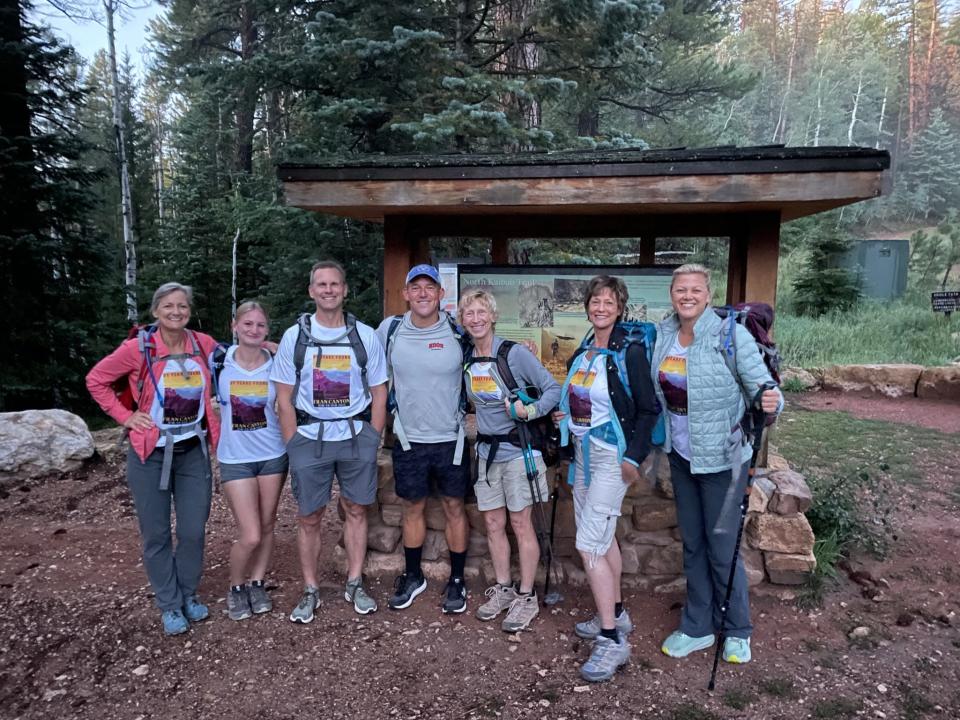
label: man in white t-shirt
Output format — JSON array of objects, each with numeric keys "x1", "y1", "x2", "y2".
[{"x1": 271, "y1": 260, "x2": 387, "y2": 623}]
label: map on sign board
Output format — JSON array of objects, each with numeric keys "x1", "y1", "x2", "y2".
[{"x1": 458, "y1": 265, "x2": 676, "y2": 383}]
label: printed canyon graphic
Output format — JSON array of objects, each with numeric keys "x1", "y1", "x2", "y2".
[
  {"x1": 230, "y1": 380, "x2": 268, "y2": 431},
  {"x1": 313, "y1": 353, "x2": 351, "y2": 407}
]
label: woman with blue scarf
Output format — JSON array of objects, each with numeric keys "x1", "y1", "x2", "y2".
[{"x1": 554, "y1": 275, "x2": 659, "y2": 682}]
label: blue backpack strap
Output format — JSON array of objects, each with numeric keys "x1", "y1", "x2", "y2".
[{"x1": 209, "y1": 342, "x2": 231, "y2": 405}]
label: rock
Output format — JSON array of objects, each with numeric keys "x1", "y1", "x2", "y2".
[
  {"x1": 465, "y1": 503, "x2": 485, "y2": 534},
  {"x1": 632, "y1": 496, "x2": 677, "y2": 531},
  {"x1": 656, "y1": 472, "x2": 675, "y2": 500},
  {"x1": 468, "y1": 532, "x2": 488, "y2": 558},
  {"x1": 742, "y1": 547, "x2": 766, "y2": 586},
  {"x1": 360, "y1": 550, "x2": 405, "y2": 576},
  {"x1": 377, "y1": 451, "x2": 393, "y2": 486},
  {"x1": 366, "y1": 521, "x2": 401, "y2": 553},
  {"x1": 0, "y1": 410, "x2": 95, "y2": 483},
  {"x1": 821, "y1": 364, "x2": 923, "y2": 398},
  {"x1": 424, "y1": 498, "x2": 447, "y2": 531},
  {"x1": 848, "y1": 625, "x2": 870, "y2": 639},
  {"x1": 748, "y1": 476, "x2": 775, "y2": 514},
  {"x1": 765, "y1": 452, "x2": 790, "y2": 472},
  {"x1": 422, "y1": 529, "x2": 448, "y2": 561},
  {"x1": 337, "y1": 500, "x2": 379, "y2": 522},
  {"x1": 781, "y1": 366, "x2": 819, "y2": 391},
  {"x1": 552, "y1": 499, "x2": 577, "y2": 539},
  {"x1": 620, "y1": 545, "x2": 641, "y2": 575},
  {"x1": 381, "y1": 504, "x2": 403, "y2": 527},
  {"x1": 561, "y1": 560, "x2": 588, "y2": 587},
  {"x1": 642, "y1": 542, "x2": 683, "y2": 575},
  {"x1": 91, "y1": 427, "x2": 126, "y2": 459},
  {"x1": 624, "y1": 529, "x2": 675, "y2": 547},
  {"x1": 377, "y1": 478, "x2": 400, "y2": 505},
  {"x1": 917, "y1": 366, "x2": 960, "y2": 402},
  {"x1": 746, "y1": 513, "x2": 815, "y2": 554},
  {"x1": 615, "y1": 514, "x2": 633, "y2": 542},
  {"x1": 767, "y1": 470, "x2": 813, "y2": 515},
  {"x1": 653, "y1": 577, "x2": 686, "y2": 594},
  {"x1": 764, "y1": 551, "x2": 816, "y2": 585},
  {"x1": 132, "y1": 664, "x2": 150, "y2": 676}
]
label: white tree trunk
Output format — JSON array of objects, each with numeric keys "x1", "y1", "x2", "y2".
[
  {"x1": 231, "y1": 228, "x2": 239, "y2": 333},
  {"x1": 847, "y1": 70, "x2": 863, "y2": 145},
  {"x1": 875, "y1": 84, "x2": 887, "y2": 149},
  {"x1": 106, "y1": 0, "x2": 137, "y2": 324}
]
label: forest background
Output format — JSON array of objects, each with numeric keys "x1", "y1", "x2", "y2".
[{"x1": 2, "y1": 0, "x2": 959, "y2": 418}]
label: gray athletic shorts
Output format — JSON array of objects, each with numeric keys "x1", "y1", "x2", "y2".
[
  {"x1": 286, "y1": 425, "x2": 380, "y2": 516},
  {"x1": 220, "y1": 454, "x2": 288, "y2": 483},
  {"x1": 475, "y1": 454, "x2": 548, "y2": 513},
  {"x1": 571, "y1": 436, "x2": 628, "y2": 560}
]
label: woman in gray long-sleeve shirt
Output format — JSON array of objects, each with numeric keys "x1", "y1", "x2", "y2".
[{"x1": 459, "y1": 289, "x2": 560, "y2": 634}]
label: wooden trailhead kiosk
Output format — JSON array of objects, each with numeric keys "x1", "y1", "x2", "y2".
[{"x1": 278, "y1": 146, "x2": 891, "y2": 315}]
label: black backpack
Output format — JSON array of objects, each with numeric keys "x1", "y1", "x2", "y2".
[{"x1": 465, "y1": 340, "x2": 561, "y2": 469}]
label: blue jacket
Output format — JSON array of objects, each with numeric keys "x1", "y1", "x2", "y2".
[{"x1": 651, "y1": 308, "x2": 781, "y2": 474}]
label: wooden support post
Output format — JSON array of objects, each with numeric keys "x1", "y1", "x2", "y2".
[
  {"x1": 383, "y1": 215, "x2": 412, "y2": 316},
  {"x1": 491, "y1": 234, "x2": 509, "y2": 264},
  {"x1": 726, "y1": 213, "x2": 780, "y2": 308},
  {"x1": 638, "y1": 234, "x2": 656, "y2": 265}
]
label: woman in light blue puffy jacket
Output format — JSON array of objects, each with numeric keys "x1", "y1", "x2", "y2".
[{"x1": 651, "y1": 264, "x2": 782, "y2": 666}]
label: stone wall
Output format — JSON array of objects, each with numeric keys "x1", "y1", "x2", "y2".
[
  {"x1": 783, "y1": 363, "x2": 960, "y2": 400},
  {"x1": 343, "y1": 439, "x2": 818, "y2": 590}
]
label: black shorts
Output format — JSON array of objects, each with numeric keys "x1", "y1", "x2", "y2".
[{"x1": 392, "y1": 441, "x2": 470, "y2": 501}]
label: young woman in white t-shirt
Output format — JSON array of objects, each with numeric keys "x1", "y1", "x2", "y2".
[{"x1": 213, "y1": 301, "x2": 288, "y2": 621}]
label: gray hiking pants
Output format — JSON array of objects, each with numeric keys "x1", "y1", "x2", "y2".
[
  {"x1": 126, "y1": 443, "x2": 212, "y2": 611},
  {"x1": 669, "y1": 451, "x2": 753, "y2": 640}
]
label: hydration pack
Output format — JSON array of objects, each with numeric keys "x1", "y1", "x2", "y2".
[{"x1": 714, "y1": 303, "x2": 782, "y2": 385}]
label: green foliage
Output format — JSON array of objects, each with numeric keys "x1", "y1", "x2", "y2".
[
  {"x1": 791, "y1": 220, "x2": 860, "y2": 317},
  {"x1": 909, "y1": 213, "x2": 960, "y2": 290},
  {"x1": 780, "y1": 376, "x2": 808, "y2": 393}
]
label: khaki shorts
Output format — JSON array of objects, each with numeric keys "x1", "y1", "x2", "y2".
[
  {"x1": 571, "y1": 436, "x2": 628, "y2": 559},
  {"x1": 475, "y1": 454, "x2": 548, "y2": 513}
]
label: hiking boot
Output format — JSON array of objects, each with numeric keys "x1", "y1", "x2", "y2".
[
  {"x1": 441, "y1": 577, "x2": 467, "y2": 615},
  {"x1": 475, "y1": 584, "x2": 519, "y2": 621},
  {"x1": 723, "y1": 636, "x2": 752, "y2": 664},
  {"x1": 501, "y1": 593, "x2": 539, "y2": 632},
  {"x1": 345, "y1": 577, "x2": 378, "y2": 615},
  {"x1": 574, "y1": 609, "x2": 634, "y2": 640},
  {"x1": 388, "y1": 573, "x2": 427, "y2": 610},
  {"x1": 247, "y1": 581, "x2": 272, "y2": 614},
  {"x1": 161, "y1": 609, "x2": 189, "y2": 636},
  {"x1": 227, "y1": 587, "x2": 252, "y2": 621},
  {"x1": 580, "y1": 634, "x2": 631, "y2": 682},
  {"x1": 182, "y1": 595, "x2": 209, "y2": 622},
  {"x1": 661, "y1": 630, "x2": 715, "y2": 658},
  {"x1": 289, "y1": 586, "x2": 319, "y2": 624}
]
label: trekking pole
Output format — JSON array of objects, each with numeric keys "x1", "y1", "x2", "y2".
[
  {"x1": 511, "y1": 396, "x2": 564, "y2": 606},
  {"x1": 708, "y1": 382, "x2": 776, "y2": 692},
  {"x1": 542, "y1": 484, "x2": 562, "y2": 605}
]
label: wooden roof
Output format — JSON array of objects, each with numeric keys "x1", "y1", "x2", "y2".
[{"x1": 278, "y1": 145, "x2": 891, "y2": 222}]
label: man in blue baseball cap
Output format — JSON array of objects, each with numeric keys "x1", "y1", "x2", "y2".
[{"x1": 376, "y1": 263, "x2": 473, "y2": 614}]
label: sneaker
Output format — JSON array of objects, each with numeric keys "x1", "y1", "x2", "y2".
[
  {"x1": 441, "y1": 577, "x2": 467, "y2": 615},
  {"x1": 723, "y1": 636, "x2": 752, "y2": 664},
  {"x1": 227, "y1": 587, "x2": 252, "y2": 621},
  {"x1": 388, "y1": 573, "x2": 427, "y2": 610},
  {"x1": 161, "y1": 609, "x2": 189, "y2": 636},
  {"x1": 575, "y1": 609, "x2": 635, "y2": 640},
  {"x1": 501, "y1": 593, "x2": 539, "y2": 632},
  {"x1": 289, "y1": 586, "x2": 319, "y2": 624},
  {"x1": 661, "y1": 630, "x2": 716, "y2": 658},
  {"x1": 182, "y1": 595, "x2": 209, "y2": 622},
  {"x1": 345, "y1": 577, "x2": 378, "y2": 615},
  {"x1": 248, "y1": 582, "x2": 272, "y2": 614},
  {"x1": 475, "y1": 584, "x2": 519, "y2": 621},
  {"x1": 580, "y1": 634, "x2": 631, "y2": 682}
]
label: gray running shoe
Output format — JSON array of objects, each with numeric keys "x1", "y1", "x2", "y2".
[
  {"x1": 475, "y1": 584, "x2": 518, "y2": 621},
  {"x1": 575, "y1": 609, "x2": 634, "y2": 640},
  {"x1": 345, "y1": 577, "x2": 378, "y2": 615},
  {"x1": 580, "y1": 634, "x2": 631, "y2": 682},
  {"x1": 289, "y1": 586, "x2": 319, "y2": 624},
  {"x1": 227, "y1": 586, "x2": 252, "y2": 621},
  {"x1": 248, "y1": 582, "x2": 272, "y2": 614},
  {"x1": 501, "y1": 593, "x2": 539, "y2": 633}
]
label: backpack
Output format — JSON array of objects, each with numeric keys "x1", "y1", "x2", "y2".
[
  {"x1": 111, "y1": 324, "x2": 203, "y2": 411},
  {"x1": 290, "y1": 312, "x2": 371, "y2": 421},
  {"x1": 714, "y1": 303, "x2": 782, "y2": 386},
  {"x1": 570, "y1": 320, "x2": 666, "y2": 447},
  {"x1": 465, "y1": 340, "x2": 562, "y2": 467}
]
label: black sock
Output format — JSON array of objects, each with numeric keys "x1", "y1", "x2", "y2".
[
  {"x1": 614, "y1": 602, "x2": 624, "y2": 618},
  {"x1": 231, "y1": 584, "x2": 244, "y2": 593},
  {"x1": 450, "y1": 550, "x2": 467, "y2": 580},
  {"x1": 404, "y1": 545, "x2": 423, "y2": 578},
  {"x1": 599, "y1": 627, "x2": 619, "y2": 643},
  {"x1": 250, "y1": 579, "x2": 264, "y2": 588}
]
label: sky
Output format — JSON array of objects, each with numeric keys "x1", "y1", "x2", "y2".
[{"x1": 33, "y1": 1, "x2": 161, "y2": 69}]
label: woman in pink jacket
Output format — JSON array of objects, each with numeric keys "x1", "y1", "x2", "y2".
[{"x1": 87, "y1": 282, "x2": 220, "y2": 636}]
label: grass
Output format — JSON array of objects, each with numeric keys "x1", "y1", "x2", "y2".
[
  {"x1": 781, "y1": 376, "x2": 810, "y2": 393},
  {"x1": 776, "y1": 298, "x2": 959, "y2": 367}
]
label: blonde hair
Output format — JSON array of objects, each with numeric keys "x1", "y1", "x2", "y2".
[
  {"x1": 671, "y1": 263, "x2": 712, "y2": 293},
  {"x1": 235, "y1": 300, "x2": 269, "y2": 325},
  {"x1": 457, "y1": 289, "x2": 498, "y2": 325},
  {"x1": 151, "y1": 282, "x2": 193, "y2": 312}
]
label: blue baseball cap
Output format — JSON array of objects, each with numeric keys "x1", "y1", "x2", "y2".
[{"x1": 405, "y1": 263, "x2": 441, "y2": 285}]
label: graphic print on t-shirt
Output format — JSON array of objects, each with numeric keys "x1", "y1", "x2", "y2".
[
  {"x1": 313, "y1": 353, "x2": 351, "y2": 407},
  {"x1": 469, "y1": 366, "x2": 501, "y2": 405},
  {"x1": 230, "y1": 380, "x2": 268, "y2": 431},
  {"x1": 569, "y1": 366, "x2": 597, "y2": 427},
  {"x1": 163, "y1": 370, "x2": 202, "y2": 425},
  {"x1": 658, "y1": 355, "x2": 688, "y2": 415}
]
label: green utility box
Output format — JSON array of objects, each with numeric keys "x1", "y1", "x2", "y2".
[{"x1": 844, "y1": 239, "x2": 909, "y2": 300}]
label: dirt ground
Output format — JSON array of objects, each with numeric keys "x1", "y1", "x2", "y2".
[{"x1": 2, "y1": 394, "x2": 959, "y2": 720}]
